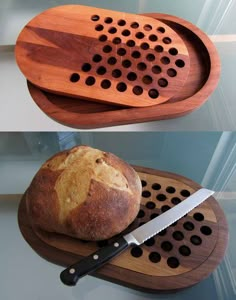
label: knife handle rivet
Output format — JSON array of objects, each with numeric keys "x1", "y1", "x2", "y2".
[
  {"x1": 114, "y1": 242, "x2": 119, "y2": 247},
  {"x1": 93, "y1": 254, "x2": 99, "y2": 260},
  {"x1": 69, "y1": 268, "x2": 75, "y2": 274}
]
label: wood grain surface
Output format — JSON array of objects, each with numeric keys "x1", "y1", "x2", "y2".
[
  {"x1": 15, "y1": 5, "x2": 190, "y2": 107},
  {"x1": 18, "y1": 166, "x2": 228, "y2": 292},
  {"x1": 26, "y1": 13, "x2": 220, "y2": 128}
]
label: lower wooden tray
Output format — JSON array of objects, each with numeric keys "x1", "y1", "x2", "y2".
[
  {"x1": 18, "y1": 166, "x2": 228, "y2": 293},
  {"x1": 27, "y1": 13, "x2": 220, "y2": 129}
]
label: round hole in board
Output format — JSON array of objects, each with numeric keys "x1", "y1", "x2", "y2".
[
  {"x1": 103, "y1": 45, "x2": 112, "y2": 53},
  {"x1": 156, "y1": 194, "x2": 167, "y2": 201},
  {"x1": 190, "y1": 235, "x2": 202, "y2": 245},
  {"x1": 141, "y1": 42, "x2": 150, "y2": 50},
  {"x1": 112, "y1": 37, "x2": 121, "y2": 44},
  {"x1": 150, "y1": 213, "x2": 159, "y2": 220},
  {"x1": 159, "y1": 229, "x2": 167, "y2": 236},
  {"x1": 144, "y1": 24, "x2": 152, "y2": 31},
  {"x1": 171, "y1": 197, "x2": 181, "y2": 205},
  {"x1": 122, "y1": 29, "x2": 131, "y2": 36},
  {"x1": 167, "y1": 257, "x2": 180, "y2": 268},
  {"x1": 117, "y1": 48, "x2": 126, "y2": 56},
  {"x1": 167, "y1": 68, "x2": 177, "y2": 77},
  {"x1": 133, "y1": 86, "x2": 143, "y2": 95},
  {"x1": 82, "y1": 63, "x2": 91, "y2": 72},
  {"x1": 149, "y1": 34, "x2": 158, "y2": 42},
  {"x1": 163, "y1": 37, "x2": 172, "y2": 44},
  {"x1": 161, "y1": 205, "x2": 171, "y2": 213},
  {"x1": 116, "y1": 82, "x2": 127, "y2": 92},
  {"x1": 85, "y1": 76, "x2": 95, "y2": 86},
  {"x1": 131, "y1": 22, "x2": 139, "y2": 29},
  {"x1": 146, "y1": 53, "x2": 155, "y2": 61},
  {"x1": 146, "y1": 201, "x2": 156, "y2": 209},
  {"x1": 158, "y1": 78, "x2": 168, "y2": 87},
  {"x1": 144, "y1": 237, "x2": 155, "y2": 246},
  {"x1": 141, "y1": 180, "x2": 147, "y2": 187},
  {"x1": 118, "y1": 19, "x2": 126, "y2": 26},
  {"x1": 137, "y1": 209, "x2": 145, "y2": 218},
  {"x1": 93, "y1": 54, "x2": 102, "y2": 63},
  {"x1": 97, "y1": 66, "x2": 106, "y2": 75},
  {"x1": 70, "y1": 73, "x2": 80, "y2": 82},
  {"x1": 131, "y1": 246, "x2": 143, "y2": 257},
  {"x1": 91, "y1": 15, "x2": 100, "y2": 21},
  {"x1": 107, "y1": 57, "x2": 117, "y2": 65},
  {"x1": 173, "y1": 231, "x2": 184, "y2": 241},
  {"x1": 193, "y1": 213, "x2": 204, "y2": 221},
  {"x1": 161, "y1": 56, "x2": 170, "y2": 65},
  {"x1": 152, "y1": 65, "x2": 162, "y2": 74},
  {"x1": 132, "y1": 50, "x2": 141, "y2": 59},
  {"x1": 166, "y1": 186, "x2": 176, "y2": 194},
  {"x1": 127, "y1": 72, "x2": 137, "y2": 81},
  {"x1": 95, "y1": 24, "x2": 104, "y2": 31},
  {"x1": 136, "y1": 32, "x2": 145, "y2": 39},
  {"x1": 108, "y1": 27, "x2": 117, "y2": 34},
  {"x1": 122, "y1": 59, "x2": 132, "y2": 68},
  {"x1": 137, "y1": 62, "x2": 147, "y2": 71},
  {"x1": 99, "y1": 34, "x2": 107, "y2": 42},
  {"x1": 169, "y1": 47, "x2": 178, "y2": 55},
  {"x1": 152, "y1": 183, "x2": 161, "y2": 190},
  {"x1": 201, "y1": 226, "x2": 212, "y2": 235},
  {"x1": 104, "y1": 17, "x2": 113, "y2": 24},
  {"x1": 126, "y1": 40, "x2": 135, "y2": 47},
  {"x1": 149, "y1": 252, "x2": 161, "y2": 263},
  {"x1": 112, "y1": 69, "x2": 122, "y2": 78},
  {"x1": 157, "y1": 26, "x2": 165, "y2": 33},
  {"x1": 180, "y1": 189, "x2": 191, "y2": 197},
  {"x1": 175, "y1": 59, "x2": 185, "y2": 68},
  {"x1": 155, "y1": 45, "x2": 164, "y2": 53},
  {"x1": 161, "y1": 241, "x2": 173, "y2": 252},
  {"x1": 148, "y1": 89, "x2": 159, "y2": 99},
  {"x1": 179, "y1": 245, "x2": 191, "y2": 256},
  {"x1": 142, "y1": 75, "x2": 153, "y2": 85},
  {"x1": 183, "y1": 221, "x2": 195, "y2": 231},
  {"x1": 101, "y1": 79, "x2": 111, "y2": 89}
]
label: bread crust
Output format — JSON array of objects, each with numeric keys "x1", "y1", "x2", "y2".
[{"x1": 26, "y1": 146, "x2": 142, "y2": 241}]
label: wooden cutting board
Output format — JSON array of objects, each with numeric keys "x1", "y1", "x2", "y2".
[
  {"x1": 26, "y1": 13, "x2": 220, "y2": 128},
  {"x1": 18, "y1": 166, "x2": 228, "y2": 292},
  {"x1": 15, "y1": 5, "x2": 190, "y2": 107}
]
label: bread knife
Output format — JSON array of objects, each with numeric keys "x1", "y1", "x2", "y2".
[{"x1": 60, "y1": 188, "x2": 214, "y2": 286}]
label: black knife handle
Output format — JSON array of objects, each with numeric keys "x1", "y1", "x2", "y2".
[{"x1": 60, "y1": 236, "x2": 129, "y2": 286}]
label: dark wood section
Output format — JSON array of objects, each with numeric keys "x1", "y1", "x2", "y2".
[
  {"x1": 18, "y1": 166, "x2": 228, "y2": 293},
  {"x1": 26, "y1": 12, "x2": 220, "y2": 128},
  {"x1": 15, "y1": 5, "x2": 191, "y2": 107}
]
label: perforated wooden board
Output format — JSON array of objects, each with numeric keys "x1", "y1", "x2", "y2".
[
  {"x1": 15, "y1": 5, "x2": 190, "y2": 107},
  {"x1": 18, "y1": 166, "x2": 228, "y2": 292}
]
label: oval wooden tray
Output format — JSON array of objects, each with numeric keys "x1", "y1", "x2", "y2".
[
  {"x1": 26, "y1": 13, "x2": 220, "y2": 129},
  {"x1": 18, "y1": 166, "x2": 228, "y2": 293},
  {"x1": 15, "y1": 5, "x2": 190, "y2": 107}
]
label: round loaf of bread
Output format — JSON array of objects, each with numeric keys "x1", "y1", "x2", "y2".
[{"x1": 26, "y1": 145, "x2": 142, "y2": 241}]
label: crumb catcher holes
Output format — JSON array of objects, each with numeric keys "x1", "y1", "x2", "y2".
[
  {"x1": 131, "y1": 246, "x2": 143, "y2": 257},
  {"x1": 70, "y1": 73, "x2": 80, "y2": 82}
]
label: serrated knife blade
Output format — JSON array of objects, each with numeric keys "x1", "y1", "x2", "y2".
[{"x1": 60, "y1": 188, "x2": 214, "y2": 286}]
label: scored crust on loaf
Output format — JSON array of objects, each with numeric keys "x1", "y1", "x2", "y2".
[{"x1": 26, "y1": 145, "x2": 142, "y2": 240}]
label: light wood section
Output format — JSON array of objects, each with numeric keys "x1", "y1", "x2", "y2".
[{"x1": 15, "y1": 5, "x2": 190, "y2": 107}]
